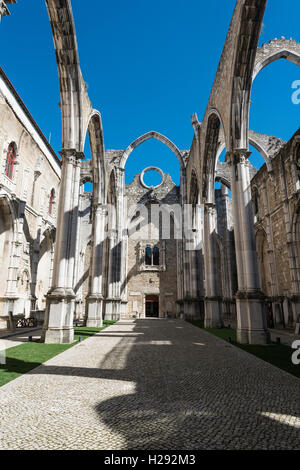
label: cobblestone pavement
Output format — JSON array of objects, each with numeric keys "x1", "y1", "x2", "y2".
[{"x1": 0, "y1": 319, "x2": 299, "y2": 450}]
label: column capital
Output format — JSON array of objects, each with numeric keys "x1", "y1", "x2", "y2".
[
  {"x1": 225, "y1": 149, "x2": 251, "y2": 165},
  {"x1": 115, "y1": 166, "x2": 125, "y2": 174},
  {"x1": 114, "y1": 167, "x2": 125, "y2": 188},
  {"x1": 59, "y1": 149, "x2": 85, "y2": 163}
]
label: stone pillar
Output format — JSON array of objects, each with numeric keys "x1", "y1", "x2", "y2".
[
  {"x1": 105, "y1": 168, "x2": 125, "y2": 320},
  {"x1": 203, "y1": 203, "x2": 223, "y2": 328},
  {"x1": 227, "y1": 150, "x2": 269, "y2": 344},
  {"x1": 185, "y1": 204, "x2": 203, "y2": 321},
  {"x1": 42, "y1": 150, "x2": 83, "y2": 344},
  {"x1": 86, "y1": 204, "x2": 106, "y2": 327}
]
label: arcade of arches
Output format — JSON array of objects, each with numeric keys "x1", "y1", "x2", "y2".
[{"x1": 0, "y1": 0, "x2": 300, "y2": 346}]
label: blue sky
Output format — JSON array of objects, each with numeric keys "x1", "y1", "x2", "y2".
[{"x1": 0, "y1": 0, "x2": 299, "y2": 186}]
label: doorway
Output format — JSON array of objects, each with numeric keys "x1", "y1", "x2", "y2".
[{"x1": 145, "y1": 295, "x2": 159, "y2": 318}]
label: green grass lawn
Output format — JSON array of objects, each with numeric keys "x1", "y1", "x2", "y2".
[
  {"x1": 0, "y1": 321, "x2": 116, "y2": 388},
  {"x1": 187, "y1": 320, "x2": 300, "y2": 379}
]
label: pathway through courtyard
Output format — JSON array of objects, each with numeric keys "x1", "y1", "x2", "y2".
[{"x1": 0, "y1": 319, "x2": 299, "y2": 450}]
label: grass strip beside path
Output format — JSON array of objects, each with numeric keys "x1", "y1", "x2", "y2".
[
  {"x1": 187, "y1": 320, "x2": 300, "y2": 379},
  {"x1": 0, "y1": 321, "x2": 116, "y2": 388}
]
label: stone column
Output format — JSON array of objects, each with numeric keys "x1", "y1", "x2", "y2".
[
  {"x1": 116, "y1": 168, "x2": 126, "y2": 312},
  {"x1": 226, "y1": 150, "x2": 269, "y2": 344},
  {"x1": 86, "y1": 204, "x2": 106, "y2": 327},
  {"x1": 203, "y1": 203, "x2": 223, "y2": 328},
  {"x1": 186, "y1": 206, "x2": 202, "y2": 321},
  {"x1": 121, "y1": 232, "x2": 129, "y2": 314},
  {"x1": 42, "y1": 150, "x2": 83, "y2": 344},
  {"x1": 105, "y1": 168, "x2": 125, "y2": 320}
]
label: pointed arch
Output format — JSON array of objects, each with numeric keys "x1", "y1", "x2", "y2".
[
  {"x1": 189, "y1": 169, "x2": 200, "y2": 206},
  {"x1": 84, "y1": 109, "x2": 106, "y2": 204},
  {"x1": 5, "y1": 141, "x2": 17, "y2": 179},
  {"x1": 107, "y1": 169, "x2": 117, "y2": 206},
  {"x1": 120, "y1": 131, "x2": 185, "y2": 169},
  {"x1": 201, "y1": 111, "x2": 222, "y2": 203},
  {"x1": 200, "y1": 0, "x2": 267, "y2": 154},
  {"x1": 253, "y1": 39, "x2": 300, "y2": 80},
  {"x1": 216, "y1": 129, "x2": 281, "y2": 173},
  {"x1": 45, "y1": 0, "x2": 92, "y2": 151},
  {"x1": 230, "y1": 1, "x2": 267, "y2": 150}
]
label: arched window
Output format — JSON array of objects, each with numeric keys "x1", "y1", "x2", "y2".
[
  {"x1": 5, "y1": 142, "x2": 17, "y2": 180},
  {"x1": 153, "y1": 246, "x2": 159, "y2": 265},
  {"x1": 49, "y1": 189, "x2": 55, "y2": 215},
  {"x1": 145, "y1": 247, "x2": 152, "y2": 265}
]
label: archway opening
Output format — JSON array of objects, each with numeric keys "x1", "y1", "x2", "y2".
[
  {"x1": 215, "y1": 148, "x2": 232, "y2": 197},
  {"x1": 203, "y1": 113, "x2": 222, "y2": 204},
  {"x1": 125, "y1": 138, "x2": 180, "y2": 186},
  {"x1": 250, "y1": 60, "x2": 300, "y2": 141},
  {"x1": 83, "y1": 129, "x2": 93, "y2": 193},
  {"x1": 248, "y1": 144, "x2": 266, "y2": 170}
]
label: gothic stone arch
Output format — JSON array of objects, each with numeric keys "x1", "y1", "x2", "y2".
[
  {"x1": 216, "y1": 128, "x2": 286, "y2": 174},
  {"x1": 45, "y1": 0, "x2": 93, "y2": 152},
  {"x1": 84, "y1": 110, "x2": 106, "y2": 205},
  {"x1": 120, "y1": 131, "x2": 185, "y2": 170},
  {"x1": 253, "y1": 38, "x2": 300, "y2": 80}
]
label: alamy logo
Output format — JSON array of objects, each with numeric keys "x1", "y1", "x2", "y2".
[
  {"x1": 291, "y1": 340, "x2": 300, "y2": 365},
  {"x1": 292, "y1": 80, "x2": 300, "y2": 104}
]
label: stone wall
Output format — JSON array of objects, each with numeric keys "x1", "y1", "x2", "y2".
[
  {"x1": 125, "y1": 171, "x2": 180, "y2": 318},
  {"x1": 251, "y1": 128, "x2": 300, "y2": 327},
  {"x1": 0, "y1": 68, "x2": 60, "y2": 328}
]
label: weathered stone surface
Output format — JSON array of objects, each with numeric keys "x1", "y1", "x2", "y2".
[
  {"x1": 253, "y1": 38, "x2": 300, "y2": 79},
  {"x1": 251, "y1": 129, "x2": 300, "y2": 327},
  {"x1": 0, "y1": 319, "x2": 299, "y2": 450},
  {"x1": 125, "y1": 170, "x2": 180, "y2": 319},
  {"x1": 0, "y1": 67, "x2": 60, "y2": 324}
]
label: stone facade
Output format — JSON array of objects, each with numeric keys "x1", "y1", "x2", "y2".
[
  {"x1": 125, "y1": 171, "x2": 179, "y2": 319},
  {"x1": 251, "y1": 129, "x2": 300, "y2": 328},
  {"x1": 0, "y1": 67, "x2": 60, "y2": 329}
]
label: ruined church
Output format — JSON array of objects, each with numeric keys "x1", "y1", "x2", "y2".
[{"x1": 0, "y1": 0, "x2": 299, "y2": 346}]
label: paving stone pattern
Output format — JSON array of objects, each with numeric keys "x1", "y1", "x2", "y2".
[{"x1": 0, "y1": 320, "x2": 299, "y2": 450}]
